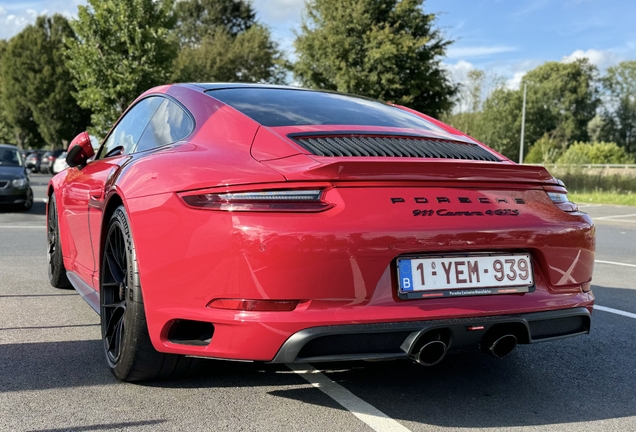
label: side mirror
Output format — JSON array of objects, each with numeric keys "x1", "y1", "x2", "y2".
[{"x1": 66, "y1": 132, "x2": 95, "y2": 168}]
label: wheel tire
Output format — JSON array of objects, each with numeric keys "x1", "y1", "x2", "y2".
[
  {"x1": 20, "y1": 187, "x2": 33, "y2": 211},
  {"x1": 101, "y1": 205, "x2": 197, "y2": 382},
  {"x1": 47, "y1": 193, "x2": 71, "y2": 288}
]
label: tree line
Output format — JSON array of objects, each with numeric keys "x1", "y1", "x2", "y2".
[
  {"x1": 0, "y1": 0, "x2": 634, "y2": 166},
  {"x1": 444, "y1": 59, "x2": 636, "y2": 164}
]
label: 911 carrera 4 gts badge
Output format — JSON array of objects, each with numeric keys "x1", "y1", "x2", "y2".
[
  {"x1": 390, "y1": 196, "x2": 525, "y2": 216},
  {"x1": 414, "y1": 209, "x2": 520, "y2": 216}
]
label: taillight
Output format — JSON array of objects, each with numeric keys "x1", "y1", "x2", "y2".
[
  {"x1": 180, "y1": 189, "x2": 333, "y2": 212},
  {"x1": 544, "y1": 184, "x2": 578, "y2": 212},
  {"x1": 207, "y1": 299, "x2": 299, "y2": 311}
]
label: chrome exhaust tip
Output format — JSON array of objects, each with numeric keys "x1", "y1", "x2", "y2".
[
  {"x1": 415, "y1": 340, "x2": 448, "y2": 366},
  {"x1": 486, "y1": 334, "x2": 518, "y2": 358}
]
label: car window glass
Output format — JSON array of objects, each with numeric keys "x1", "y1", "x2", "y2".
[
  {"x1": 0, "y1": 149, "x2": 21, "y2": 166},
  {"x1": 208, "y1": 88, "x2": 449, "y2": 134},
  {"x1": 98, "y1": 97, "x2": 163, "y2": 159},
  {"x1": 135, "y1": 99, "x2": 193, "y2": 153}
]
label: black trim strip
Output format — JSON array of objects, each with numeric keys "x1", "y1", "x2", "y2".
[{"x1": 288, "y1": 130, "x2": 473, "y2": 142}]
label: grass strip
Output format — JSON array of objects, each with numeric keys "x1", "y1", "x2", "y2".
[{"x1": 568, "y1": 192, "x2": 636, "y2": 206}]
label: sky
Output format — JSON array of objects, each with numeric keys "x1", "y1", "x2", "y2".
[{"x1": 0, "y1": 0, "x2": 634, "y2": 90}]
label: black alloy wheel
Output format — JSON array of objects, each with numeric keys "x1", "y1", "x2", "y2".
[
  {"x1": 100, "y1": 206, "x2": 197, "y2": 382},
  {"x1": 47, "y1": 194, "x2": 70, "y2": 288},
  {"x1": 101, "y1": 218, "x2": 129, "y2": 366}
]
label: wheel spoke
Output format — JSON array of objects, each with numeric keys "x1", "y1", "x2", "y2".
[
  {"x1": 103, "y1": 300, "x2": 125, "y2": 309},
  {"x1": 114, "y1": 319, "x2": 124, "y2": 356},
  {"x1": 105, "y1": 306, "x2": 125, "y2": 351},
  {"x1": 105, "y1": 250, "x2": 124, "y2": 285}
]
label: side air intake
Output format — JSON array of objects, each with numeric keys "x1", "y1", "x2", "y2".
[{"x1": 290, "y1": 134, "x2": 501, "y2": 162}]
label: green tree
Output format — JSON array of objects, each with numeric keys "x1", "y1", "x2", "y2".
[
  {"x1": 601, "y1": 61, "x2": 636, "y2": 153},
  {"x1": 465, "y1": 59, "x2": 600, "y2": 161},
  {"x1": 524, "y1": 133, "x2": 563, "y2": 164},
  {"x1": 0, "y1": 40, "x2": 14, "y2": 144},
  {"x1": 67, "y1": 0, "x2": 177, "y2": 135},
  {"x1": 442, "y1": 68, "x2": 505, "y2": 139},
  {"x1": 293, "y1": 0, "x2": 457, "y2": 118},
  {"x1": 1, "y1": 15, "x2": 90, "y2": 149},
  {"x1": 174, "y1": 0, "x2": 255, "y2": 44},
  {"x1": 472, "y1": 87, "x2": 523, "y2": 159},
  {"x1": 0, "y1": 37, "x2": 45, "y2": 149},
  {"x1": 522, "y1": 59, "x2": 600, "y2": 144},
  {"x1": 172, "y1": 0, "x2": 285, "y2": 84}
]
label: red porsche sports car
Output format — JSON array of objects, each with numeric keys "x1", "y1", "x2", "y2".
[{"x1": 47, "y1": 84, "x2": 594, "y2": 382}]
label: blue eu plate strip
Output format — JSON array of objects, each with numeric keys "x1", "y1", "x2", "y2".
[{"x1": 398, "y1": 260, "x2": 413, "y2": 291}]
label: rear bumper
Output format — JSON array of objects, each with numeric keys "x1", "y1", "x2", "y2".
[
  {"x1": 270, "y1": 307, "x2": 591, "y2": 363},
  {"x1": 123, "y1": 188, "x2": 596, "y2": 362}
]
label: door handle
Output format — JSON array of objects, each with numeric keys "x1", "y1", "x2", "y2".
[{"x1": 89, "y1": 189, "x2": 103, "y2": 200}]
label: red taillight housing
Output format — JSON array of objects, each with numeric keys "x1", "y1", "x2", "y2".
[
  {"x1": 180, "y1": 188, "x2": 333, "y2": 212},
  {"x1": 207, "y1": 299, "x2": 300, "y2": 311}
]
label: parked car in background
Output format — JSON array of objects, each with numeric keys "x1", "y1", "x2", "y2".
[
  {"x1": 0, "y1": 144, "x2": 33, "y2": 211},
  {"x1": 40, "y1": 150, "x2": 65, "y2": 174},
  {"x1": 52, "y1": 152, "x2": 68, "y2": 174},
  {"x1": 25, "y1": 150, "x2": 44, "y2": 173}
]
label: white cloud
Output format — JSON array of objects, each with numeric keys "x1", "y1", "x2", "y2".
[
  {"x1": 561, "y1": 48, "x2": 621, "y2": 70},
  {"x1": 443, "y1": 60, "x2": 476, "y2": 85},
  {"x1": 506, "y1": 71, "x2": 526, "y2": 90},
  {"x1": 447, "y1": 45, "x2": 517, "y2": 59},
  {"x1": 0, "y1": 1, "x2": 82, "y2": 40}
]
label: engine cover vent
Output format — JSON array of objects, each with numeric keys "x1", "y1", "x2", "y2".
[{"x1": 290, "y1": 134, "x2": 501, "y2": 162}]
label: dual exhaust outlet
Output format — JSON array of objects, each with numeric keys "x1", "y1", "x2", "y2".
[{"x1": 412, "y1": 330, "x2": 519, "y2": 366}]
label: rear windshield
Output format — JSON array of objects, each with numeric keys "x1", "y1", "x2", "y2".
[
  {"x1": 0, "y1": 148, "x2": 22, "y2": 167},
  {"x1": 207, "y1": 88, "x2": 446, "y2": 131}
]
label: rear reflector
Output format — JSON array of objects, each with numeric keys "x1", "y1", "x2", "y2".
[
  {"x1": 181, "y1": 189, "x2": 333, "y2": 212},
  {"x1": 207, "y1": 299, "x2": 300, "y2": 311}
]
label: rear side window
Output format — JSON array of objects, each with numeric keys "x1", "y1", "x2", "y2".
[
  {"x1": 98, "y1": 97, "x2": 163, "y2": 159},
  {"x1": 135, "y1": 99, "x2": 193, "y2": 153},
  {"x1": 207, "y1": 88, "x2": 446, "y2": 132}
]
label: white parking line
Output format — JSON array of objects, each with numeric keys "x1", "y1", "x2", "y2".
[
  {"x1": 595, "y1": 305, "x2": 636, "y2": 320},
  {"x1": 595, "y1": 259, "x2": 636, "y2": 268},
  {"x1": 289, "y1": 363, "x2": 412, "y2": 432},
  {"x1": 596, "y1": 219, "x2": 636, "y2": 224},
  {"x1": 0, "y1": 226, "x2": 44, "y2": 229},
  {"x1": 594, "y1": 213, "x2": 636, "y2": 220}
]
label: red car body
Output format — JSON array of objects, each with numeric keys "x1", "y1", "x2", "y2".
[{"x1": 48, "y1": 84, "x2": 594, "y2": 373}]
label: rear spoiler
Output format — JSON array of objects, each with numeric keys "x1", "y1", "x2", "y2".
[{"x1": 261, "y1": 155, "x2": 558, "y2": 185}]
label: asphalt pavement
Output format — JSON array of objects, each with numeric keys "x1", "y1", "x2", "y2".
[{"x1": 1, "y1": 174, "x2": 635, "y2": 432}]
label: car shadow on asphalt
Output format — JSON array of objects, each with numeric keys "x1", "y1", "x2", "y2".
[
  {"x1": 0, "y1": 201, "x2": 46, "y2": 216},
  {"x1": 2, "y1": 285, "x2": 635, "y2": 429}
]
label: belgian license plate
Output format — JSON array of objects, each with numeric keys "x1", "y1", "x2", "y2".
[{"x1": 397, "y1": 253, "x2": 534, "y2": 299}]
